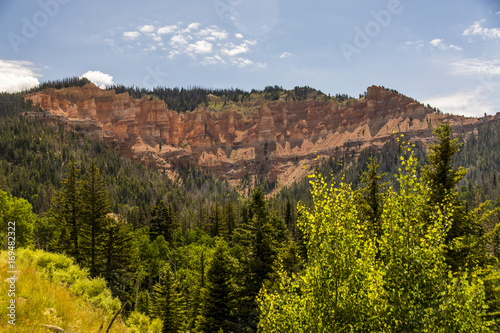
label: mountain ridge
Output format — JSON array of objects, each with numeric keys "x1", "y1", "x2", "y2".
[{"x1": 24, "y1": 83, "x2": 498, "y2": 191}]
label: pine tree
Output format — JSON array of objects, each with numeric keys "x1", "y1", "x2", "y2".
[
  {"x1": 223, "y1": 201, "x2": 237, "y2": 242},
  {"x1": 208, "y1": 202, "x2": 222, "y2": 237},
  {"x1": 150, "y1": 200, "x2": 176, "y2": 243},
  {"x1": 233, "y1": 188, "x2": 276, "y2": 331},
  {"x1": 46, "y1": 156, "x2": 82, "y2": 259},
  {"x1": 101, "y1": 215, "x2": 137, "y2": 294},
  {"x1": 422, "y1": 123, "x2": 486, "y2": 271},
  {"x1": 270, "y1": 213, "x2": 289, "y2": 247},
  {"x1": 62, "y1": 156, "x2": 82, "y2": 260},
  {"x1": 46, "y1": 193, "x2": 72, "y2": 253},
  {"x1": 79, "y1": 160, "x2": 111, "y2": 277},
  {"x1": 151, "y1": 263, "x2": 185, "y2": 333},
  {"x1": 422, "y1": 123, "x2": 466, "y2": 206},
  {"x1": 284, "y1": 195, "x2": 294, "y2": 236},
  {"x1": 198, "y1": 239, "x2": 233, "y2": 332},
  {"x1": 136, "y1": 290, "x2": 151, "y2": 316},
  {"x1": 357, "y1": 156, "x2": 385, "y2": 241}
]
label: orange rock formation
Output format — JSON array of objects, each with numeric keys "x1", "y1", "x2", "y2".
[{"x1": 25, "y1": 83, "x2": 494, "y2": 190}]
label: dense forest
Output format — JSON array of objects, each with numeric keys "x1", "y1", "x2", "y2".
[{"x1": 1, "y1": 80, "x2": 500, "y2": 332}]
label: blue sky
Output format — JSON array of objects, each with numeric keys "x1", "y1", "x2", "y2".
[{"x1": 0, "y1": 0, "x2": 499, "y2": 117}]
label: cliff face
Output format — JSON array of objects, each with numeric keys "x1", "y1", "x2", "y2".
[{"x1": 24, "y1": 83, "x2": 491, "y2": 190}]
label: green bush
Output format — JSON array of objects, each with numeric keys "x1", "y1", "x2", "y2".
[
  {"x1": 126, "y1": 311, "x2": 163, "y2": 333},
  {"x1": 18, "y1": 249, "x2": 121, "y2": 315}
]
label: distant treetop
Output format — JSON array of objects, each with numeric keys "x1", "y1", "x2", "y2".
[{"x1": 26, "y1": 77, "x2": 91, "y2": 93}]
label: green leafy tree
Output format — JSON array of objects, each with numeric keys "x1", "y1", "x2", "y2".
[
  {"x1": 379, "y1": 142, "x2": 486, "y2": 331},
  {"x1": 0, "y1": 189, "x2": 35, "y2": 248},
  {"x1": 258, "y1": 140, "x2": 489, "y2": 332}
]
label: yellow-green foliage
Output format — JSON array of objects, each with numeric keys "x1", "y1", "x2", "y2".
[
  {"x1": 258, "y1": 138, "x2": 489, "y2": 332},
  {"x1": 125, "y1": 312, "x2": 163, "y2": 333},
  {"x1": 0, "y1": 248, "x2": 127, "y2": 332},
  {"x1": 0, "y1": 189, "x2": 36, "y2": 248}
]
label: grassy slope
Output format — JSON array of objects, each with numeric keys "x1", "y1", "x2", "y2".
[{"x1": 0, "y1": 249, "x2": 128, "y2": 333}]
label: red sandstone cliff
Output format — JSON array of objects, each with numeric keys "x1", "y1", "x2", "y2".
[{"x1": 24, "y1": 83, "x2": 493, "y2": 190}]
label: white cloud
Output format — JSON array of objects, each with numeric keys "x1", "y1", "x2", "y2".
[
  {"x1": 123, "y1": 31, "x2": 140, "y2": 40},
  {"x1": 80, "y1": 70, "x2": 114, "y2": 89},
  {"x1": 425, "y1": 87, "x2": 500, "y2": 117},
  {"x1": 452, "y1": 58, "x2": 500, "y2": 76},
  {"x1": 222, "y1": 43, "x2": 250, "y2": 56},
  {"x1": 198, "y1": 27, "x2": 228, "y2": 40},
  {"x1": 187, "y1": 22, "x2": 201, "y2": 30},
  {"x1": 231, "y1": 57, "x2": 253, "y2": 68},
  {"x1": 112, "y1": 22, "x2": 261, "y2": 68},
  {"x1": 157, "y1": 25, "x2": 177, "y2": 35},
  {"x1": 0, "y1": 60, "x2": 39, "y2": 93},
  {"x1": 202, "y1": 55, "x2": 225, "y2": 66},
  {"x1": 139, "y1": 25, "x2": 155, "y2": 33},
  {"x1": 169, "y1": 50, "x2": 181, "y2": 59},
  {"x1": 405, "y1": 40, "x2": 425, "y2": 50},
  {"x1": 186, "y1": 40, "x2": 213, "y2": 54},
  {"x1": 171, "y1": 35, "x2": 188, "y2": 45},
  {"x1": 280, "y1": 52, "x2": 293, "y2": 58},
  {"x1": 463, "y1": 19, "x2": 500, "y2": 39},
  {"x1": 429, "y1": 38, "x2": 462, "y2": 51}
]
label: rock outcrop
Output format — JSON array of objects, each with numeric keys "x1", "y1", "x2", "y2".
[{"x1": 25, "y1": 83, "x2": 496, "y2": 191}]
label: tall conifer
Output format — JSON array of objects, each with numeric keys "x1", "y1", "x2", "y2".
[{"x1": 79, "y1": 160, "x2": 111, "y2": 276}]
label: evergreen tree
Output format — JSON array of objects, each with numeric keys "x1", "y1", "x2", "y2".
[
  {"x1": 284, "y1": 195, "x2": 294, "y2": 236},
  {"x1": 270, "y1": 212, "x2": 289, "y2": 246},
  {"x1": 45, "y1": 157, "x2": 82, "y2": 258},
  {"x1": 223, "y1": 201, "x2": 237, "y2": 242},
  {"x1": 208, "y1": 202, "x2": 222, "y2": 237},
  {"x1": 79, "y1": 160, "x2": 111, "y2": 277},
  {"x1": 63, "y1": 156, "x2": 82, "y2": 261},
  {"x1": 101, "y1": 215, "x2": 137, "y2": 295},
  {"x1": 422, "y1": 123, "x2": 466, "y2": 206},
  {"x1": 198, "y1": 239, "x2": 233, "y2": 332},
  {"x1": 136, "y1": 290, "x2": 151, "y2": 316},
  {"x1": 422, "y1": 123, "x2": 486, "y2": 271},
  {"x1": 150, "y1": 200, "x2": 176, "y2": 243},
  {"x1": 151, "y1": 263, "x2": 185, "y2": 333},
  {"x1": 233, "y1": 188, "x2": 276, "y2": 331},
  {"x1": 357, "y1": 156, "x2": 385, "y2": 241},
  {"x1": 46, "y1": 193, "x2": 72, "y2": 253}
]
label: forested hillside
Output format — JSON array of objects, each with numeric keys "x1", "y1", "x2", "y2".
[{"x1": 1, "y1": 82, "x2": 500, "y2": 332}]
